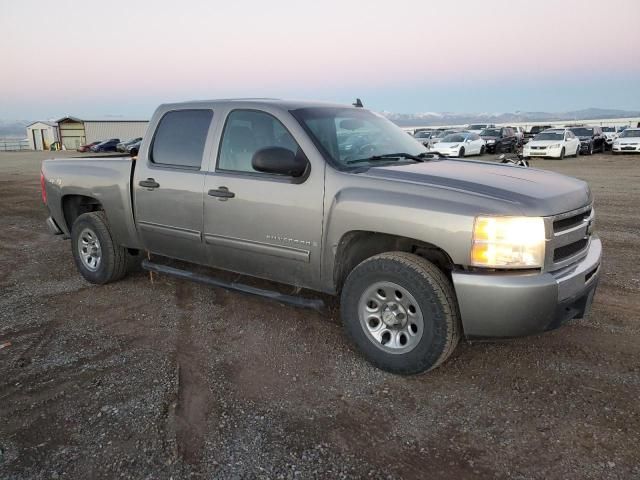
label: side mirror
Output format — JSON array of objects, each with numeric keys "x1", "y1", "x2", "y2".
[{"x1": 252, "y1": 147, "x2": 308, "y2": 177}]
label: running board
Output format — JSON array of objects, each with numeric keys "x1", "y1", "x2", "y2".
[{"x1": 142, "y1": 260, "x2": 326, "y2": 312}]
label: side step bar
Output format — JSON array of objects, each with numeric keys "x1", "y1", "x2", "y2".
[{"x1": 142, "y1": 260, "x2": 326, "y2": 312}]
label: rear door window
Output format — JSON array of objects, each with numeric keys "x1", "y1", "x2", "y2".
[{"x1": 151, "y1": 109, "x2": 213, "y2": 169}]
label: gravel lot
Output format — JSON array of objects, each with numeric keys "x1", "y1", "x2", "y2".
[{"x1": 1, "y1": 150, "x2": 638, "y2": 479}]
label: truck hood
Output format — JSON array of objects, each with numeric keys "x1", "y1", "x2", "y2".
[{"x1": 363, "y1": 159, "x2": 591, "y2": 216}]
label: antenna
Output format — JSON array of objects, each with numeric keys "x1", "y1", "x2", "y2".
[{"x1": 353, "y1": 98, "x2": 363, "y2": 108}]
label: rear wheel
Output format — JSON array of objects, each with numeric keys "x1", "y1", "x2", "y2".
[
  {"x1": 71, "y1": 211, "x2": 129, "y2": 284},
  {"x1": 340, "y1": 252, "x2": 461, "y2": 374}
]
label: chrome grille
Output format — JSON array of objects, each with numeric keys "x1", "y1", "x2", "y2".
[{"x1": 544, "y1": 204, "x2": 593, "y2": 272}]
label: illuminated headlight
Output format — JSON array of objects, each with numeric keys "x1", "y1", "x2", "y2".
[
  {"x1": 487, "y1": 139, "x2": 495, "y2": 144},
  {"x1": 471, "y1": 216, "x2": 545, "y2": 268}
]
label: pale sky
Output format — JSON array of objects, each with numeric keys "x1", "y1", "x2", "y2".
[{"x1": 1, "y1": 0, "x2": 639, "y2": 119}]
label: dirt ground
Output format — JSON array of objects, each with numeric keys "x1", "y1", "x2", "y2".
[{"x1": 1, "y1": 150, "x2": 638, "y2": 480}]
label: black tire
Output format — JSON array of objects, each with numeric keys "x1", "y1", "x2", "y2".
[
  {"x1": 480, "y1": 145, "x2": 485, "y2": 155},
  {"x1": 71, "y1": 211, "x2": 129, "y2": 284},
  {"x1": 588, "y1": 142, "x2": 593, "y2": 155},
  {"x1": 559, "y1": 147, "x2": 565, "y2": 160},
  {"x1": 459, "y1": 147, "x2": 465, "y2": 158},
  {"x1": 340, "y1": 252, "x2": 461, "y2": 374},
  {"x1": 601, "y1": 141, "x2": 606, "y2": 153}
]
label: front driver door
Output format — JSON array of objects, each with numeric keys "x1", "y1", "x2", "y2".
[{"x1": 202, "y1": 108, "x2": 325, "y2": 290}]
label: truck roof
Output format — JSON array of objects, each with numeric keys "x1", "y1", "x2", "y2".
[{"x1": 159, "y1": 98, "x2": 357, "y2": 111}]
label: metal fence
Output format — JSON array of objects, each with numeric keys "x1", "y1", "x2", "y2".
[{"x1": 0, "y1": 139, "x2": 31, "y2": 151}]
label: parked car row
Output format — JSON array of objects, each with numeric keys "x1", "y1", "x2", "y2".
[
  {"x1": 411, "y1": 126, "x2": 520, "y2": 157},
  {"x1": 77, "y1": 137, "x2": 143, "y2": 155},
  {"x1": 411, "y1": 122, "x2": 635, "y2": 158}
]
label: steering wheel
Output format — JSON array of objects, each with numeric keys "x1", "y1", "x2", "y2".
[{"x1": 355, "y1": 143, "x2": 378, "y2": 156}]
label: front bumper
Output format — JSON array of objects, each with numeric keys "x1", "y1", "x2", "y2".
[
  {"x1": 612, "y1": 144, "x2": 640, "y2": 152},
  {"x1": 523, "y1": 147, "x2": 562, "y2": 158},
  {"x1": 452, "y1": 237, "x2": 602, "y2": 337}
]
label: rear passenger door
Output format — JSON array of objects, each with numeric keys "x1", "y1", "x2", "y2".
[
  {"x1": 202, "y1": 108, "x2": 325, "y2": 290},
  {"x1": 134, "y1": 109, "x2": 215, "y2": 264}
]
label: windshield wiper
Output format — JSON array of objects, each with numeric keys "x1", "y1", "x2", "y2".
[{"x1": 346, "y1": 152, "x2": 432, "y2": 165}]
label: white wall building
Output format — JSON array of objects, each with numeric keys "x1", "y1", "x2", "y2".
[
  {"x1": 26, "y1": 121, "x2": 59, "y2": 150},
  {"x1": 56, "y1": 116, "x2": 148, "y2": 150}
]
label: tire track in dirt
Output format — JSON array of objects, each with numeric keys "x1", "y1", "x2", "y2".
[{"x1": 173, "y1": 280, "x2": 213, "y2": 465}]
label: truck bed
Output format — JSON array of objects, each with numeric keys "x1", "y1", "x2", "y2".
[{"x1": 42, "y1": 156, "x2": 141, "y2": 248}]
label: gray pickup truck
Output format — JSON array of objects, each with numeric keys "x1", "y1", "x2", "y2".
[{"x1": 41, "y1": 99, "x2": 601, "y2": 374}]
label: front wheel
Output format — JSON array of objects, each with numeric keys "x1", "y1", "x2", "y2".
[
  {"x1": 559, "y1": 147, "x2": 565, "y2": 160},
  {"x1": 480, "y1": 145, "x2": 485, "y2": 155},
  {"x1": 459, "y1": 147, "x2": 465, "y2": 157},
  {"x1": 71, "y1": 211, "x2": 129, "y2": 284},
  {"x1": 340, "y1": 252, "x2": 461, "y2": 374}
]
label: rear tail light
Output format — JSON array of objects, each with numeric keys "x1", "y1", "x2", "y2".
[{"x1": 40, "y1": 171, "x2": 47, "y2": 204}]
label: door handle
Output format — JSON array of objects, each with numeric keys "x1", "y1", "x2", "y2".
[
  {"x1": 139, "y1": 178, "x2": 160, "y2": 189},
  {"x1": 208, "y1": 186, "x2": 235, "y2": 200}
]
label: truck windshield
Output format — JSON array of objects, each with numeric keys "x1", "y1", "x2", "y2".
[
  {"x1": 414, "y1": 130, "x2": 432, "y2": 138},
  {"x1": 570, "y1": 128, "x2": 593, "y2": 136},
  {"x1": 291, "y1": 107, "x2": 427, "y2": 168},
  {"x1": 480, "y1": 129, "x2": 500, "y2": 136}
]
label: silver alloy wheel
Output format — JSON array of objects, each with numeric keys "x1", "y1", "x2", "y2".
[
  {"x1": 357, "y1": 281, "x2": 424, "y2": 354},
  {"x1": 78, "y1": 227, "x2": 102, "y2": 272}
]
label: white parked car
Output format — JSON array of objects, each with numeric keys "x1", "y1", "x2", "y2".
[
  {"x1": 601, "y1": 126, "x2": 626, "y2": 146},
  {"x1": 429, "y1": 129, "x2": 461, "y2": 148},
  {"x1": 466, "y1": 123, "x2": 496, "y2": 135},
  {"x1": 431, "y1": 132, "x2": 486, "y2": 157},
  {"x1": 522, "y1": 129, "x2": 580, "y2": 159},
  {"x1": 612, "y1": 128, "x2": 640, "y2": 154}
]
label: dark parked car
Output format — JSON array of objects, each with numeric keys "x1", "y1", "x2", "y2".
[
  {"x1": 116, "y1": 137, "x2": 143, "y2": 153},
  {"x1": 90, "y1": 138, "x2": 120, "y2": 153},
  {"x1": 525, "y1": 125, "x2": 553, "y2": 142},
  {"x1": 77, "y1": 141, "x2": 101, "y2": 152},
  {"x1": 479, "y1": 127, "x2": 518, "y2": 153},
  {"x1": 568, "y1": 126, "x2": 606, "y2": 154},
  {"x1": 126, "y1": 139, "x2": 142, "y2": 156}
]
